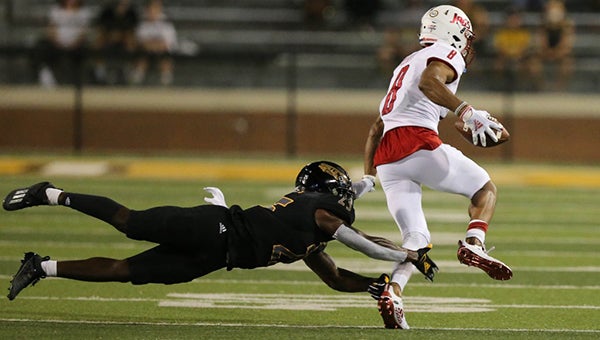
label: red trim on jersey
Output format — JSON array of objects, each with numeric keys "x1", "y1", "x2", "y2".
[
  {"x1": 427, "y1": 57, "x2": 458, "y2": 83},
  {"x1": 373, "y1": 126, "x2": 442, "y2": 167}
]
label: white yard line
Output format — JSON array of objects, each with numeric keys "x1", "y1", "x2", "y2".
[{"x1": 10, "y1": 293, "x2": 600, "y2": 314}]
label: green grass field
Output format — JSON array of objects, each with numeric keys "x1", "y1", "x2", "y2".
[{"x1": 0, "y1": 156, "x2": 599, "y2": 339}]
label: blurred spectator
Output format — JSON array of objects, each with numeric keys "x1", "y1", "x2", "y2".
[
  {"x1": 451, "y1": 0, "x2": 491, "y2": 56},
  {"x1": 343, "y1": 0, "x2": 381, "y2": 30},
  {"x1": 397, "y1": 0, "x2": 428, "y2": 24},
  {"x1": 32, "y1": 0, "x2": 92, "y2": 87},
  {"x1": 376, "y1": 28, "x2": 407, "y2": 75},
  {"x1": 492, "y1": 8, "x2": 535, "y2": 91},
  {"x1": 131, "y1": 0, "x2": 177, "y2": 86},
  {"x1": 530, "y1": 0, "x2": 575, "y2": 91},
  {"x1": 302, "y1": 0, "x2": 334, "y2": 30},
  {"x1": 512, "y1": 0, "x2": 545, "y2": 12},
  {"x1": 93, "y1": 0, "x2": 139, "y2": 85},
  {"x1": 376, "y1": 0, "x2": 425, "y2": 75}
]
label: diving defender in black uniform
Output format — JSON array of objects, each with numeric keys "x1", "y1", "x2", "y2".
[{"x1": 4, "y1": 161, "x2": 437, "y2": 301}]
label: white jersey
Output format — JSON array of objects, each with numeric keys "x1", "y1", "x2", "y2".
[{"x1": 378, "y1": 41, "x2": 465, "y2": 134}]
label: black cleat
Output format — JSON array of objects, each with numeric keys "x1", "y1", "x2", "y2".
[
  {"x1": 7, "y1": 252, "x2": 50, "y2": 300},
  {"x1": 3, "y1": 182, "x2": 56, "y2": 211},
  {"x1": 368, "y1": 273, "x2": 390, "y2": 300},
  {"x1": 411, "y1": 244, "x2": 439, "y2": 282}
]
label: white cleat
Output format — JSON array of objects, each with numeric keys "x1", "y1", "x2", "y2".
[
  {"x1": 457, "y1": 240, "x2": 513, "y2": 280},
  {"x1": 377, "y1": 284, "x2": 410, "y2": 329}
]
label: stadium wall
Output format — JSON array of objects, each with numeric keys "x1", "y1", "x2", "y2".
[{"x1": 1, "y1": 87, "x2": 599, "y2": 163}]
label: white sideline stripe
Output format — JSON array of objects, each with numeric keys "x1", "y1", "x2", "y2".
[
  {"x1": 41, "y1": 161, "x2": 110, "y2": 177},
  {"x1": 1, "y1": 318, "x2": 599, "y2": 334}
]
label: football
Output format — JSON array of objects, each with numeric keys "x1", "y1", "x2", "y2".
[{"x1": 454, "y1": 119, "x2": 510, "y2": 148}]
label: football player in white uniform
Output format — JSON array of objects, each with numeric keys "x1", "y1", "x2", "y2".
[{"x1": 360, "y1": 5, "x2": 513, "y2": 329}]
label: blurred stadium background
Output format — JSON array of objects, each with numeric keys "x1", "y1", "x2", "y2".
[
  {"x1": 1, "y1": 2, "x2": 600, "y2": 337},
  {"x1": 0, "y1": 0, "x2": 598, "y2": 163}
]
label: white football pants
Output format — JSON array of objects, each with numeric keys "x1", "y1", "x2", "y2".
[{"x1": 376, "y1": 144, "x2": 490, "y2": 290}]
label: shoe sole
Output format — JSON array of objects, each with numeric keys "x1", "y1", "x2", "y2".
[
  {"x1": 3, "y1": 182, "x2": 52, "y2": 211},
  {"x1": 457, "y1": 246, "x2": 513, "y2": 280},
  {"x1": 3, "y1": 187, "x2": 32, "y2": 211},
  {"x1": 7, "y1": 253, "x2": 46, "y2": 300}
]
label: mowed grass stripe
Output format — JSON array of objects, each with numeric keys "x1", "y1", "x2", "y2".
[
  {"x1": 1, "y1": 276, "x2": 599, "y2": 290},
  {"x1": 1, "y1": 318, "x2": 599, "y2": 334},
  {"x1": 6, "y1": 293, "x2": 600, "y2": 312}
]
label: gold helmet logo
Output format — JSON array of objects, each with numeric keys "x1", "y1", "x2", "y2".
[{"x1": 318, "y1": 163, "x2": 346, "y2": 181}]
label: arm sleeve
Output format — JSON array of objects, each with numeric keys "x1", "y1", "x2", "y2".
[{"x1": 333, "y1": 224, "x2": 407, "y2": 262}]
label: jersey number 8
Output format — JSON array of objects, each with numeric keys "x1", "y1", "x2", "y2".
[{"x1": 382, "y1": 64, "x2": 410, "y2": 115}]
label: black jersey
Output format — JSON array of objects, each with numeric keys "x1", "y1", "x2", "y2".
[{"x1": 226, "y1": 190, "x2": 355, "y2": 270}]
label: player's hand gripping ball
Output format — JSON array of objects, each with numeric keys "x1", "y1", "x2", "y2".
[{"x1": 455, "y1": 117, "x2": 510, "y2": 148}]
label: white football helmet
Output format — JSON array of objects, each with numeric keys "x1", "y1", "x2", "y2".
[{"x1": 419, "y1": 5, "x2": 475, "y2": 62}]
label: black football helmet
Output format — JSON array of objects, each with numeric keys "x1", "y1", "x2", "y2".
[{"x1": 295, "y1": 161, "x2": 354, "y2": 199}]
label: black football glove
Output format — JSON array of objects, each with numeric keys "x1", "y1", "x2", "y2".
[
  {"x1": 367, "y1": 273, "x2": 390, "y2": 300},
  {"x1": 411, "y1": 244, "x2": 439, "y2": 282}
]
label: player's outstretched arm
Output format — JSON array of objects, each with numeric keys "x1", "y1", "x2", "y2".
[
  {"x1": 303, "y1": 250, "x2": 385, "y2": 293},
  {"x1": 352, "y1": 175, "x2": 376, "y2": 199},
  {"x1": 316, "y1": 209, "x2": 438, "y2": 281},
  {"x1": 361, "y1": 231, "x2": 438, "y2": 281},
  {"x1": 315, "y1": 209, "x2": 408, "y2": 262}
]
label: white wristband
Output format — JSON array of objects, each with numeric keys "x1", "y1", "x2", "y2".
[{"x1": 454, "y1": 101, "x2": 472, "y2": 120}]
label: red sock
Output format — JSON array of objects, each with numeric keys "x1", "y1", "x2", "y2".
[
  {"x1": 468, "y1": 219, "x2": 488, "y2": 232},
  {"x1": 466, "y1": 219, "x2": 488, "y2": 244}
]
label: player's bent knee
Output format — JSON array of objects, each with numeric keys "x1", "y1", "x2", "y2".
[
  {"x1": 483, "y1": 181, "x2": 497, "y2": 195},
  {"x1": 472, "y1": 181, "x2": 496, "y2": 199},
  {"x1": 402, "y1": 231, "x2": 430, "y2": 250}
]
